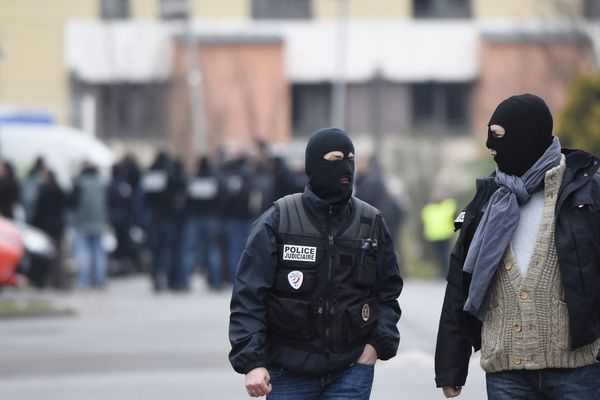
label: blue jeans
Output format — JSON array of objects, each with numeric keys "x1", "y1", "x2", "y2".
[
  {"x1": 181, "y1": 215, "x2": 222, "y2": 289},
  {"x1": 74, "y1": 232, "x2": 107, "y2": 288},
  {"x1": 148, "y1": 215, "x2": 178, "y2": 291},
  {"x1": 267, "y1": 363, "x2": 374, "y2": 400},
  {"x1": 486, "y1": 363, "x2": 600, "y2": 400}
]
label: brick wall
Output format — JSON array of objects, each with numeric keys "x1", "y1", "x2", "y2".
[
  {"x1": 471, "y1": 37, "x2": 593, "y2": 137},
  {"x1": 169, "y1": 38, "x2": 291, "y2": 168}
]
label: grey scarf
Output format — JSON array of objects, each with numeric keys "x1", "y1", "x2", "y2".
[{"x1": 463, "y1": 137, "x2": 562, "y2": 321}]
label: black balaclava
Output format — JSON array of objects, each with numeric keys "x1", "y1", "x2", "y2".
[
  {"x1": 486, "y1": 94, "x2": 554, "y2": 176},
  {"x1": 305, "y1": 128, "x2": 355, "y2": 205}
]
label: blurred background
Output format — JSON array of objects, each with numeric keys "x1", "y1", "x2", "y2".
[{"x1": 0, "y1": 1, "x2": 599, "y2": 399}]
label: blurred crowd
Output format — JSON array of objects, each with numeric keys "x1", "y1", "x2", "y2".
[{"x1": 0, "y1": 140, "x2": 409, "y2": 293}]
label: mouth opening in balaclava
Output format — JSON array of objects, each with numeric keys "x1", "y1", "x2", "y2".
[
  {"x1": 305, "y1": 127, "x2": 355, "y2": 205},
  {"x1": 485, "y1": 93, "x2": 553, "y2": 177}
]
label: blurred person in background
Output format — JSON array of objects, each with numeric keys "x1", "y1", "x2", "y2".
[
  {"x1": 181, "y1": 155, "x2": 223, "y2": 290},
  {"x1": 108, "y1": 154, "x2": 147, "y2": 274},
  {"x1": 31, "y1": 169, "x2": 68, "y2": 288},
  {"x1": 222, "y1": 140, "x2": 278, "y2": 286},
  {"x1": 121, "y1": 153, "x2": 142, "y2": 190},
  {"x1": 143, "y1": 151, "x2": 172, "y2": 292},
  {"x1": 121, "y1": 154, "x2": 147, "y2": 272},
  {"x1": 0, "y1": 161, "x2": 21, "y2": 220},
  {"x1": 108, "y1": 161, "x2": 136, "y2": 275},
  {"x1": 354, "y1": 156, "x2": 386, "y2": 207},
  {"x1": 420, "y1": 194, "x2": 457, "y2": 278},
  {"x1": 229, "y1": 128, "x2": 403, "y2": 399},
  {"x1": 21, "y1": 156, "x2": 45, "y2": 222},
  {"x1": 70, "y1": 162, "x2": 108, "y2": 289},
  {"x1": 435, "y1": 94, "x2": 600, "y2": 399},
  {"x1": 220, "y1": 151, "x2": 254, "y2": 284},
  {"x1": 355, "y1": 156, "x2": 406, "y2": 254},
  {"x1": 143, "y1": 152, "x2": 188, "y2": 292},
  {"x1": 248, "y1": 139, "x2": 276, "y2": 212},
  {"x1": 272, "y1": 155, "x2": 306, "y2": 200},
  {"x1": 166, "y1": 159, "x2": 189, "y2": 291}
]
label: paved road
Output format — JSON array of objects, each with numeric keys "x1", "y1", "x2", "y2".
[{"x1": 0, "y1": 277, "x2": 485, "y2": 399}]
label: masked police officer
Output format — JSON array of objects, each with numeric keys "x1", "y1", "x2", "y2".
[{"x1": 229, "y1": 128, "x2": 403, "y2": 399}]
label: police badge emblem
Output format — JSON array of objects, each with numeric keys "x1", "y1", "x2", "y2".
[
  {"x1": 455, "y1": 211, "x2": 465, "y2": 224},
  {"x1": 287, "y1": 271, "x2": 304, "y2": 290},
  {"x1": 361, "y1": 303, "x2": 370, "y2": 322}
]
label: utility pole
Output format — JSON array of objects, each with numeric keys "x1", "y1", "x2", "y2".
[
  {"x1": 184, "y1": 0, "x2": 206, "y2": 157},
  {"x1": 330, "y1": 0, "x2": 349, "y2": 129},
  {"x1": 369, "y1": 69, "x2": 384, "y2": 154}
]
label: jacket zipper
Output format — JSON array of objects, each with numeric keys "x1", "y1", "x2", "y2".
[{"x1": 325, "y1": 206, "x2": 334, "y2": 352}]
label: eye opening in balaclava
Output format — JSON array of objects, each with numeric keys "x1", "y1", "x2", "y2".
[
  {"x1": 305, "y1": 128, "x2": 355, "y2": 205},
  {"x1": 485, "y1": 93, "x2": 554, "y2": 177}
]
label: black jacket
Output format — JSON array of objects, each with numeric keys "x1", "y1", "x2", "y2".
[
  {"x1": 220, "y1": 158, "x2": 254, "y2": 220},
  {"x1": 229, "y1": 187, "x2": 403, "y2": 375},
  {"x1": 435, "y1": 149, "x2": 600, "y2": 388},
  {"x1": 32, "y1": 182, "x2": 67, "y2": 240}
]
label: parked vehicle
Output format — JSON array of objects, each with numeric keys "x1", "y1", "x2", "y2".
[
  {"x1": 0, "y1": 217, "x2": 24, "y2": 287},
  {"x1": 0, "y1": 123, "x2": 114, "y2": 188}
]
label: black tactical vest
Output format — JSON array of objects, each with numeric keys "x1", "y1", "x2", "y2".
[{"x1": 267, "y1": 193, "x2": 381, "y2": 354}]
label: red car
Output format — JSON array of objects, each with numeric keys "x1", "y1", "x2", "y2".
[{"x1": 0, "y1": 218, "x2": 24, "y2": 286}]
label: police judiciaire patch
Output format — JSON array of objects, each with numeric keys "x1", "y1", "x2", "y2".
[{"x1": 282, "y1": 245, "x2": 317, "y2": 262}]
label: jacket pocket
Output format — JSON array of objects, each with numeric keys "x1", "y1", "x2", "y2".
[
  {"x1": 344, "y1": 297, "x2": 378, "y2": 345},
  {"x1": 267, "y1": 295, "x2": 313, "y2": 341},
  {"x1": 355, "y1": 253, "x2": 377, "y2": 287},
  {"x1": 566, "y1": 203, "x2": 600, "y2": 293}
]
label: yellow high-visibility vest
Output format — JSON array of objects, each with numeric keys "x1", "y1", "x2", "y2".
[{"x1": 421, "y1": 199, "x2": 457, "y2": 242}]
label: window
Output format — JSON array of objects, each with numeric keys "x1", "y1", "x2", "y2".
[
  {"x1": 98, "y1": 83, "x2": 167, "y2": 140},
  {"x1": 584, "y1": 0, "x2": 600, "y2": 19},
  {"x1": 411, "y1": 83, "x2": 470, "y2": 133},
  {"x1": 159, "y1": 0, "x2": 190, "y2": 20},
  {"x1": 100, "y1": 0, "x2": 130, "y2": 19},
  {"x1": 292, "y1": 84, "x2": 331, "y2": 136},
  {"x1": 413, "y1": 0, "x2": 472, "y2": 19},
  {"x1": 252, "y1": 0, "x2": 312, "y2": 20}
]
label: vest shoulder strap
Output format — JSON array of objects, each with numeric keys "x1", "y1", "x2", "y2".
[
  {"x1": 342, "y1": 197, "x2": 381, "y2": 240},
  {"x1": 274, "y1": 193, "x2": 320, "y2": 235},
  {"x1": 275, "y1": 194, "x2": 381, "y2": 239}
]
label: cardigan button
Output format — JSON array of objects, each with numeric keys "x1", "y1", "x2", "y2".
[
  {"x1": 513, "y1": 355, "x2": 522, "y2": 365},
  {"x1": 520, "y1": 291, "x2": 529, "y2": 300}
]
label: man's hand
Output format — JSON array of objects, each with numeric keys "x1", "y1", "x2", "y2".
[
  {"x1": 442, "y1": 386, "x2": 462, "y2": 398},
  {"x1": 356, "y1": 343, "x2": 378, "y2": 365},
  {"x1": 245, "y1": 367, "x2": 272, "y2": 397}
]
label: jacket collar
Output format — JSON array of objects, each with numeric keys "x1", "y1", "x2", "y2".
[
  {"x1": 302, "y1": 186, "x2": 351, "y2": 216},
  {"x1": 562, "y1": 148, "x2": 600, "y2": 174},
  {"x1": 300, "y1": 186, "x2": 354, "y2": 237},
  {"x1": 557, "y1": 148, "x2": 599, "y2": 211}
]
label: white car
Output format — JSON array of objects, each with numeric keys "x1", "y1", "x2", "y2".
[{"x1": 0, "y1": 123, "x2": 115, "y2": 187}]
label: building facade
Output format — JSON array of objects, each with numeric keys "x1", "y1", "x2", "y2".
[{"x1": 1, "y1": 0, "x2": 598, "y2": 162}]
